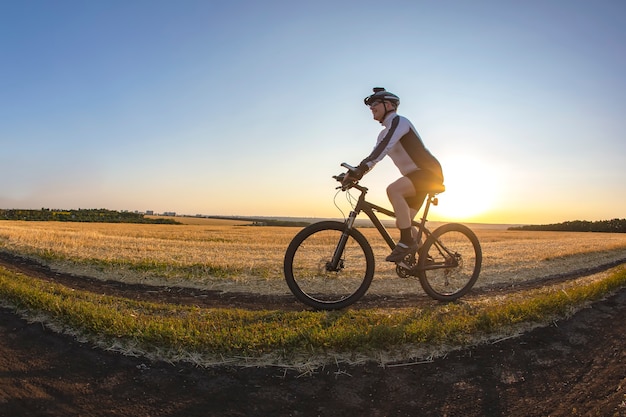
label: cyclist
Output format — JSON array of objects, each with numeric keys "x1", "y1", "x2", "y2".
[{"x1": 344, "y1": 87, "x2": 445, "y2": 263}]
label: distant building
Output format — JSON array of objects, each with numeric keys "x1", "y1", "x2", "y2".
[
  {"x1": 146, "y1": 210, "x2": 154, "y2": 215},
  {"x1": 163, "y1": 212, "x2": 176, "y2": 216}
]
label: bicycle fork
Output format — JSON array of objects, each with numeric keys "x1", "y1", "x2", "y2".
[{"x1": 327, "y1": 210, "x2": 358, "y2": 272}]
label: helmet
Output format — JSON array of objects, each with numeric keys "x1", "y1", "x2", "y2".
[{"x1": 363, "y1": 87, "x2": 400, "y2": 107}]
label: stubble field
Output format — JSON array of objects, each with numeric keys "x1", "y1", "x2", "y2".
[{"x1": 1, "y1": 218, "x2": 625, "y2": 298}]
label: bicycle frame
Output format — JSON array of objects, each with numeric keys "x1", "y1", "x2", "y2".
[
  {"x1": 326, "y1": 183, "x2": 458, "y2": 272},
  {"x1": 350, "y1": 183, "x2": 437, "y2": 245}
]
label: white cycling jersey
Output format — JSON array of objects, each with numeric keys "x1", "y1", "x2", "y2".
[{"x1": 359, "y1": 112, "x2": 443, "y2": 179}]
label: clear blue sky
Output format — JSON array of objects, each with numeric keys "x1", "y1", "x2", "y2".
[{"x1": 1, "y1": 0, "x2": 625, "y2": 224}]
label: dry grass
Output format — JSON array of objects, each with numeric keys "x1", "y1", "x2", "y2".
[{"x1": 1, "y1": 220, "x2": 625, "y2": 297}]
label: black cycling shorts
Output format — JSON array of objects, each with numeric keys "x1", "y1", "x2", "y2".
[{"x1": 405, "y1": 169, "x2": 445, "y2": 211}]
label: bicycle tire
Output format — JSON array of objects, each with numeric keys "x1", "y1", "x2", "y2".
[
  {"x1": 284, "y1": 221, "x2": 375, "y2": 310},
  {"x1": 417, "y1": 223, "x2": 482, "y2": 301}
]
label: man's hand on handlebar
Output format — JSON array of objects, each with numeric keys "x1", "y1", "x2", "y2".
[
  {"x1": 342, "y1": 163, "x2": 365, "y2": 179},
  {"x1": 332, "y1": 172, "x2": 353, "y2": 190},
  {"x1": 334, "y1": 163, "x2": 365, "y2": 190}
]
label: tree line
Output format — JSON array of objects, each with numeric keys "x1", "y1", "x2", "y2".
[
  {"x1": 0, "y1": 208, "x2": 179, "y2": 224},
  {"x1": 508, "y1": 218, "x2": 626, "y2": 233}
]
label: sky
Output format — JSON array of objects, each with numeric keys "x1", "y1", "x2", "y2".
[{"x1": 1, "y1": 0, "x2": 625, "y2": 225}]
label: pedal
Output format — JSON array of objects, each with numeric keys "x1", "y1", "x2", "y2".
[
  {"x1": 395, "y1": 254, "x2": 418, "y2": 278},
  {"x1": 401, "y1": 252, "x2": 417, "y2": 268},
  {"x1": 398, "y1": 260, "x2": 412, "y2": 270},
  {"x1": 396, "y1": 262, "x2": 420, "y2": 278}
]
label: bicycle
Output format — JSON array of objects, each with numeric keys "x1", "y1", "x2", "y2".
[{"x1": 283, "y1": 163, "x2": 482, "y2": 310}]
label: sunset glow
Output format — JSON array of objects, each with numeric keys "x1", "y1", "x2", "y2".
[{"x1": 432, "y1": 156, "x2": 501, "y2": 222}]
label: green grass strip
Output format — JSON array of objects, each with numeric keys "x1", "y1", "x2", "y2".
[{"x1": 0, "y1": 266, "x2": 625, "y2": 361}]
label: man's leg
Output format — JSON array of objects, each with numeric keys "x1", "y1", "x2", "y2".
[
  {"x1": 385, "y1": 177, "x2": 418, "y2": 262},
  {"x1": 410, "y1": 210, "x2": 419, "y2": 240},
  {"x1": 387, "y1": 177, "x2": 416, "y2": 230}
]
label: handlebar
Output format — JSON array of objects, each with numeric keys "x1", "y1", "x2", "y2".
[
  {"x1": 340, "y1": 162, "x2": 358, "y2": 172},
  {"x1": 333, "y1": 163, "x2": 366, "y2": 192}
]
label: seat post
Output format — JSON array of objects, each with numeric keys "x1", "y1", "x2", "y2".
[
  {"x1": 413, "y1": 193, "x2": 434, "y2": 244},
  {"x1": 422, "y1": 194, "x2": 434, "y2": 221}
]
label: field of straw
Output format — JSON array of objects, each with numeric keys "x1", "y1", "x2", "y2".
[{"x1": 1, "y1": 218, "x2": 625, "y2": 297}]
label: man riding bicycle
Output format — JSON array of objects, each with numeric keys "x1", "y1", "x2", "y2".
[{"x1": 344, "y1": 87, "x2": 445, "y2": 263}]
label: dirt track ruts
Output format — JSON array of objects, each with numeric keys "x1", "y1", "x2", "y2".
[{"x1": 1, "y1": 251, "x2": 625, "y2": 311}]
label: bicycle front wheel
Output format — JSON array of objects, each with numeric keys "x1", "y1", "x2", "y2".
[
  {"x1": 284, "y1": 221, "x2": 375, "y2": 310},
  {"x1": 417, "y1": 223, "x2": 482, "y2": 301}
]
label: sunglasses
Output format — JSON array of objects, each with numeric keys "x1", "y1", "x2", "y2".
[{"x1": 368, "y1": 100, "x2": 383, "y2": 108}]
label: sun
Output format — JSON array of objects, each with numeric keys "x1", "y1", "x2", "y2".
[{"x1": 434, "y1": 156, "x2": 498, "y2": 222}]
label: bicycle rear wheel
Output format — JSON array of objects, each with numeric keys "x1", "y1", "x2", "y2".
[
  {"x1": 417, "y1": 223, "x2": 482, "y2": 301},
  {"x1": 284, "y1": 221, "x2": 375, "y2": 310}
]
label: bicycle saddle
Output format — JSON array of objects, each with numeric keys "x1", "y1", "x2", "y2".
[{"x1": 428, "y1": 184, "x2": 446, "y2": 194}]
